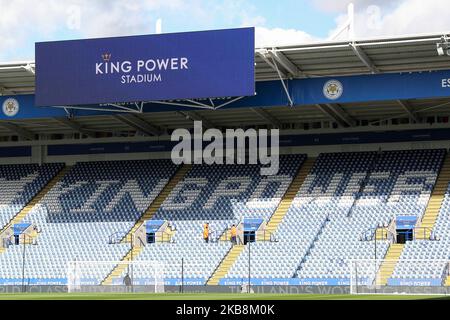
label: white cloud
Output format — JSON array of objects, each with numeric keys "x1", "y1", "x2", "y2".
[
  {"x1": 255, "y1": 27, "x2": 318, "y2": 47},
  {"x1": 0, "y1": 0, "x2": 184, "y2": 60},
  {"x1": 311, "y1": 0, "x2": 400, "y2": 14},
  {"x1": 2, "y1": 0, "x2": 450, "y2": 61},
  {"x1": 0, "y1": 0, "x2": 318, "y2": 60},
  {"x1": 328, "y1": 0, "x2": 450, "y2": 40}
]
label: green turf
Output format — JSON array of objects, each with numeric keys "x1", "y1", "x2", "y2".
[{"x1": 0, "y1": 293, "x2": 448, "y2": 300}]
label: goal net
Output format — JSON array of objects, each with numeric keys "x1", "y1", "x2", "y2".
[
  {"x1": 67, "y1": 260, "x2": 165, "y2": 293},
  {"x1": 350, "y1": 259, "x2": 450, "y2": 295}
]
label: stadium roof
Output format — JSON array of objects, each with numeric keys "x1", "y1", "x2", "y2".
[
  {"x1": 0, "y1": 61, "x2": 35, "y2": 96},
  {"x1": 1, "y1": 32, "x2": 450, "y2": 138},
  {"x1": 256, "y1": 32, "x2": 450, "y2": 80},
  {"x1": 1, "y1": 32, "x2": 450, "y2": 95}
]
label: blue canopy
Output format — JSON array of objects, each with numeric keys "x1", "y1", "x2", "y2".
[
  {"x1": 13, "y1": 223, "x2": 31, "y2": 235},
  {"x1": 243, "y1": 218, "x2": 264, "y2": 231},
  {"x1": 396, "y1": 216, "x2": 417, "y2": 229},
  {"x1": 145, "y1": 220, "x2": 165, "y2": 233}
]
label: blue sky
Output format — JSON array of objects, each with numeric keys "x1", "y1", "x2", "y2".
[{"x1": 1, "y1": 0, "x2": 450, "y2": 61}]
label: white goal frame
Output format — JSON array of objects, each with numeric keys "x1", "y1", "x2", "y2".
[
  {"x1": 349, "y1": 259, "x2": 450, "y2": 295},
  {"x1": 67, "y1": 260, "x2": 165, "y2": 293}
]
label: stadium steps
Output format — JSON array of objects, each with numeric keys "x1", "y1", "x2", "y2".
[
  {"x1": 101, "y1": 246, "x2": 144, "y2": 285},
  {"x1": 216, "y1": 159, "x2": 315, "y2": 242},
  {"x1": 417, "y1": 155, "x2": 450, "y2": 239},
  {"x1": 208, "y1": 159, "x2": 315, "y2": 284},
  {"x1": 0, "y1": 166, "x2": 69, "y2": 235},
  {"x1": 375, "y1": 243, "x2": 404, "y2": 286},
  {"x1": 206, "y1": 245, "x2": 245, "y2": 285},
  {"x1": 264, "y1": 158, "x2": 315, "y2": 235},
  {"x1": 121, "y1": 164, "x2": 192, "y2": 243}
]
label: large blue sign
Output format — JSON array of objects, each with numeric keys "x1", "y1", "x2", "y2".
[
  {"x1": 396, "y1": 215, "x2": 417, "y2": 229},
  {"x1": 146, "y1": 220, "x2": 165, "y2": 233},
  {"x1": 388, "y1": 278, "x2": 442, "y2": 286},
  {"x1": 13, "y1": 223, "x2": 31, "y2": 235},
  {"x1": 35, "y1": 28, "x2": 255, "y2": 106},
  {"x1": 0, "y1": 95, "x2": 65, "y2": 120},
  {"x1": 243, "y1": 218, "x2": 264, "y2": 231},
  {"x1": 7, "y1": 69, "x2": 450, "y2": 118},
  {"x1": 219, "y1": 278, "x2": 366, "y2": 286}
]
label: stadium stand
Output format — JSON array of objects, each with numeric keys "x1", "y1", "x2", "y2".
[
  {"x1": 3, "y1": 30, "x2": 450, "y2": 296},
  {"x1": 0, "y1": 163, "x2": 64, "y2": 230},
  {"x1": 294, "y1": 149, "x2": 444, "y2": 284},
  {"x1": 390, "y1": 155, "x2": 450, "y2": 285},
  {"x1": 102, "y1": 164, "x2": 191, "y2": 285},
  {"x1": 131, "y1": 154, "x2": 306, "y2": 285},
  {"x1": 220, "y1": 158, "x2": 315, "y2": 284},
  {"x1": 0, "y1": 149, "x2": 448, "y2": 287},
  {"x1": 0, "y1": 159, "x2": 179, "y2": 285}
]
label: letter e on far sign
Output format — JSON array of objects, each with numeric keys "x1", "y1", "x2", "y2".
[{"x1": 442, "y1": 79, "x2": 450, "y2": 88}]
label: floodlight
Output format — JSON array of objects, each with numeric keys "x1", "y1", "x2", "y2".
[
  {"x1": 437, "y1": 43, "x2": 445, "y2": 56},
  {"x1": 436, "y1": 36, "x2": 450, "y2": 56}
]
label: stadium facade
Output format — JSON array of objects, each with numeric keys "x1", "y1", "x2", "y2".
[{"x1": 0, "y1": 30, "x2": 450, "y2": 294}]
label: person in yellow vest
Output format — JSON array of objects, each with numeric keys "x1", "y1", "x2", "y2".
[
  {"x1": 203, "y1": 223, "x2": 210, "y2": 243},
  {"x1": 230, "y1": 224, "x2": 237, "y2": 245}
]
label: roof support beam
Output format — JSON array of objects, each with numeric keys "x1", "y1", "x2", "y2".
[
  {"x1": 113, "y1": 114, "x2": 161, "y2": 136},
  {"x1": 350, "y1": 43, "x2": 379, "y2": 74},
  {"x1": 53, "y1": 117, "x2": 96, "y2": 138},
  {"x1": 268, "y1": 50, "x2": 304, "y2": 78},
  {"x1": 0, "y1": 122, "x2": 35, "y2": 140},
  {"x1": 22, "y1": 63, "x2": 35, "y2": 75},
  {"x1": 256, "y1": 50, "x2": 288, "y2": 79},
  {"x1": 397, "y1": 100, "x2": 419, "y2": 122},
  {"x1": 250, "y1": 107, "x2": 282, "y2": 127},
  {"x1": 176, "y1": 111, "x2": 215, "y2": 129},
  {"x1": 325, "y1": 103, "x2": 356, "y2": 127},
  {"x1": 315, "y1": 104, "x2": 348, "y2": 127},
  {"x1": 0, "y1": 86, "x2": 15, "y2": 95}
]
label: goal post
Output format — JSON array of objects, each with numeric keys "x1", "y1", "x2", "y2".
[
  {"x1": 67, "y1": 260, "x2": 165, "y2": 293},
  {"x1": 350, "y1": 259, "x2": 450, "y2": 295},
  {"x1": 349, "y1": 259, "x2": 384, "y2": 294}
]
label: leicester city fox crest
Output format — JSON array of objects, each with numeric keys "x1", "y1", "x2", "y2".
[{"x1": 2, "y1": 98, "x2": 19, "y2": 117}]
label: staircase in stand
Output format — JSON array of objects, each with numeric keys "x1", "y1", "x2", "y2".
[
  {"x1": 122, "y1": 164, "x2": 191, "y2": 243},
  {"x1": 208, "y1": 158, "x2": 316, "y2": 284},
  {"x1": 375, "y1": 243, "x2": 404, "y2": 286},
  {"x1": 102, "y1": 164, "x2": 192, "y2": 285},
  {"x1": 206, "y1": 245, "x2": 245, "y2": 285},
  {"x1": 264, "y1": 158, "x2": 315, "y2": 237},
  {"x1": 0, "y1": 166, "x2": 70, "y2": 235},
  {"x1": 101, "y1": 246, "x2": 144, "y2": 285},
  {"x1": 417, "y1": 155, "x2": 450, "y2": 239}
]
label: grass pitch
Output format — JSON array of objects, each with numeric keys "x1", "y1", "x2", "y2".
[{"x1": 0, "y1": 293, "x2": 448, "y2": 300}]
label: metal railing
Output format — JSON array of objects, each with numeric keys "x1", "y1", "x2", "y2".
[
  {"x1": 441, "y1": 262, "x2": 450, "y2": 284},
  {"x1": 412, "y1": 227, "x2": 436, "y2": 240},
  {"x1": 154, "y1": 230, "x2": 174, "y2": 243},
  {"x1": 255, "y1": 229, "x2": 277, "y2": 242},
  {"x1": 361, "y1": 226, "x2": 438, "y2": 243},
  {"x1": 217, "y1": 228, "x2": 234, "y2": 243},
  {"x1": 217, "y1": 228, "x2": 276, "y2": 244},
  {"x1": 108, "y1": 231, "x2": 127, "y2": 244}
]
